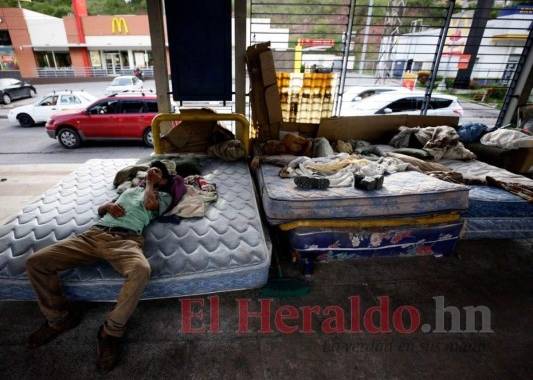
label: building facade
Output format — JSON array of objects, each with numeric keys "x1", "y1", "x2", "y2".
[
  {"x1": 383, "y1": 6, "x2": 533, "y2": 84},
  {"x1": 0, "y1": 0, "x2": 289, "y2": 80}
]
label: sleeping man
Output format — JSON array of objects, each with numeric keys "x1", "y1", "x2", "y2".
[{"x1": 25, "y1": 160, "x2": 172, "y2": 372}]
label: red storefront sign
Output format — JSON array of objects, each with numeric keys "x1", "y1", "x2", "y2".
[{"x1": 298, "y1": 38, "x2": 335, "y2": 48}]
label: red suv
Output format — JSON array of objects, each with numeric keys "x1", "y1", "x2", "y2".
[{"x1": 46, "y1": 93, "x2": 158, "y2": 149}]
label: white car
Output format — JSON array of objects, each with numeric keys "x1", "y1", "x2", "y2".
[
  {"x1": 341, "y1": 86, "x2": 410, "y2": 115},
  {"x1": 340, "y1": 90, "x2": 464, "y2": 117},
  {"x1": 7, "y1": 91, "x2": 97, "y2": 127},
  {"x1": 104, "y1": 75, "x2": 143, "y2": 95}
]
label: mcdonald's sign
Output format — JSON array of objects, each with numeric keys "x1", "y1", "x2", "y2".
[{"x1": 111, "y1": 17, "x2": 129, "y2": 34}]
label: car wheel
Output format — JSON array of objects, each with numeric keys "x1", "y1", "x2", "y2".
[
  {"x1": 58, "y1": 128, "x2": 81, "y2": 149},
  {"x1": 2, "y1": 93, "x2": 11, "y2": 105},
  {"x1": 17, "y1": 113, "x2": 35, "y2": 128},
  {"x1": 29, "y1": 88, "x2": 37, "y2": 98},
  {"x1": 143, "y1": 128, "x2": 154, "y2": 147}
]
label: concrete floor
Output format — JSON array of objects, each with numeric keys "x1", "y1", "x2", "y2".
[
  {"x1": 0, "y1": 164, "x2": 80, "y2": 224},
  {"x1": 0, "y1": 238, "x2": 531, "y2": 379}
]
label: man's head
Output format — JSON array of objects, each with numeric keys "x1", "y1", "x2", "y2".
[{"x1": 147, "y1": 160, "x2": 171, "y2": 187}]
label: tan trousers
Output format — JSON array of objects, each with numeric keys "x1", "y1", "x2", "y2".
[{"x1": 25, "y1": 226, "x2": 151, "y2": 337}]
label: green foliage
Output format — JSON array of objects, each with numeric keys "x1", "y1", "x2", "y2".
[
  {"x1": 88, "y1": 0, "x2": 147, "y2": 16},
  {"x1": 0, "y1": 0, "x2": 146, "y2": 17}
]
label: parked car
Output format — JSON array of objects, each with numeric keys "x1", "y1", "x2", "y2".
[
  {"x1": 340, "y1": 90, "x2": 464, "y2": 117},
  {"x1": 0, "y1": 78, "x2": 37, "y2": 105},
  {"x1": 341, "y1": 86, "x2": 408, "y2": 115},
  {"x1": 45, "y1": 93, "x2": 158, "y2": 149},
  {"x1": 7, "y1": 91, "x2": 97, "y2": 127},
  {"x1": 104, "y1": 75, "x2": 143, "y2": 95}
]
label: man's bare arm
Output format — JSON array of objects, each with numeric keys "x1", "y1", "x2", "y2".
[
  {"x1": 143, "y1": 181, "x2": 159, "y2": 211},
  {"x1": 98, "y1": 202, "x2": 125, "y2": 218}
]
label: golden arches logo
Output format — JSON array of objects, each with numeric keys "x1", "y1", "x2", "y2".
[{"x1": 111, "y1": 17, "x2": 129, "y2": 34}]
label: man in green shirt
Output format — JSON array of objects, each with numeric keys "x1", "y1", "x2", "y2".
[{"x1": 25, "y1": 161, "x2": 172, "y2": 372}]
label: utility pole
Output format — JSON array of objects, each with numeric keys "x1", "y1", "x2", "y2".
[
  {"x1": 359, "y1": 0, "x2": 374, "y2": 74},
  {"x1": 234, "y1": 0, "x2": 247, "y2": 140},
  {"x1": 453, "y1": 0, "x2": 495, "y2": 89},
  {"x1": 146, "y1": 0, "x2": 172, "y2": 134}
]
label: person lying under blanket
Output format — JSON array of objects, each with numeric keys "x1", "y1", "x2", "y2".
[{"x1": 25, "y1": 161, "x2": 174, "y2": 373}]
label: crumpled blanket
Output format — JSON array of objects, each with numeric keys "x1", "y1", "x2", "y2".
[
  {"x1": 390, "y1": 153, "x2": 533, "y2": 202},
  {"x1": 390, "y1": 126, "x2": 476, "y2": 161},
  {"x1": 165, "y1": 175, "x2": 218, "y2": 218},
  {"x1": 207, "y1": 139, "x2": 246, "y2": 161},
  {"x1": 280, "y1": 153, "x2": 408, "y2": 187},
  {"x1": 480, "y1": 128, "x2": 533, "y2": 150}
]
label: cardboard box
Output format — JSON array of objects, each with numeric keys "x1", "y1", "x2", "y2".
[
  {"x1": 281, "y1": 121, "x2": 319, "y2": 138},
  {"x1": 318, "y1": 115, "x2": 460, "y2": 143}
]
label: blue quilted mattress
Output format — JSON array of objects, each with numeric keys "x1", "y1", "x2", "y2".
[
  {"x1": 257, "y1": 164, "x2": 469, "y2": 225},
  {"x1": 462, "y1": 186, "x2": 533, "y2": 239},
  {"x1": 288, "y1": 222, "x2": 463, "y2": 261},
  {"x1": 440, "y1": 160, "x2": 533, "y2": 240},
  {"x1": 0, "y1": 158, "x2": 271, "y2": 301}
]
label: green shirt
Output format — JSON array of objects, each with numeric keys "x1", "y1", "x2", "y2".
[{"x1": 98, "y1": 187, "x2": 172, "y2": 234}]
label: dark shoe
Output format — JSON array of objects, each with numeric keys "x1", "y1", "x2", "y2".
[
  {"x1": 294, "y1": 176, "x2": 330, "y2": 190},
  {"x1": 96, "y1": 326, "x2": 121, "y2": 373},
  {"x1": 28, "y1": 311, "x2": 82, "y2": 349},
  {"x1": 354, "y1": 174, "x2": 384, "y2": 191}
]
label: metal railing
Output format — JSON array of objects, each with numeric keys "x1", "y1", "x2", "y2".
[
  {"x1": 36, "y1": 67, "x2": 155, "y2": 79},
  {"x1": 250, "y1": 0, "x2": 533, "y2": 128}
]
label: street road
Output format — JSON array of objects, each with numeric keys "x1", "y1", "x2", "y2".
[{"x1": 0, "y1": 79, "x2": 501, "y2": 165}]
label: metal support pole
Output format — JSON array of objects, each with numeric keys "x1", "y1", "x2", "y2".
[
  {"x1": 497, "y1": 27, "x2": 533, "y2": 128},
  {"x1": 421, "y1": 0, "x2": 455, "y2": 115},
  {"x1": 335, "y1": 0, "x2": 357, "y2": 116},
  {"x1": 147, "y1": 0, "x2": 172, "y2": 134},
  {"x1": 359, "y1": 0, "x2": 374, "y2": 74},
  {"x1": 453, "y1": 0, "x2": 495, "y2": 89},
  {"x1": 234, "y1": 0, "x2": 247, "y2": 140}
]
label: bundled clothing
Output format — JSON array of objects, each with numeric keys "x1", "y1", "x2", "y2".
[
  {"x1": 280, "y1": 153, "x2": 408, "y2": 188},
  {"x1": 480, "y1": 128, "x2": 533, "y2": 150},
  {"x1": 165, "y1": 176, "x2": 218, "y2": 218},
  {"x1": 390, "y1": 126, "x2": 476, "y2": 161}
]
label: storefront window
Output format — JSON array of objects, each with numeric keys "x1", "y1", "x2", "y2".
[
  {"x1": 147, "y1": 51, "x2": 153, "y2": 67},
  {"x1": 34, "y1": 51, "x2": 71, "y2": 68},
  {"x1": 90, "y1": 51, "x2": 102, "y2": 68},
  {"x1": 133, "y1": 50, "x2": 147, "y2": 68},
  {"x1": 0, "y1": 46, "x2": 19, "y2": 71},
  {"x1": 54, "y1": 52, "x2": 71, "y2": 68},
  {"x1": 0, "y1": 31, "x2": 12, "y2": 46},
  {"x1": 35, "y1": 51, "x2": 53, "y2": 67},
  {"x1": 120, "y1": 51, "x2": 129, "y2": 68}
]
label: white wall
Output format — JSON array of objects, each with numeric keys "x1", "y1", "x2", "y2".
[
  {"x1": 85, "y1": 35, "x2": 152, "y2": 49},
  {"x1": 387, "y1": 13, "x2": 533, "y2": 81},
  {"x1": 24, "y1": 9, "x2": 68, "y2": 49}
]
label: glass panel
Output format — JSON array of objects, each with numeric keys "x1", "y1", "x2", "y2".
[
  {"x1": 90, "y1": 51, "x2": 102, "y2": 68},
  {"x1": 90, "y1": 100, "x2": 120, "y2": 114},
  {"x1": 120, "y1": 101, "x2": 145, "y2": 113},
  {"x1": 120, "y1": 51, "x2": 129, "y2": 68},
  {"x1": 144, "y1": 101, "x2": 158, "y2": 113},
  {"x1": 35, "y1": 52, "x2": 52, "y2": 67},
  {"x1": 0, "y1": 30, "x2": 12, "y2": 46},
  {"x1": 39, "y1": 96, "x2": 58, "y2": 106},
  {"x1": 54, "y1": 52, "x2": 71, "y2": 68},
  {"x1": 0, "y1": 47, "x2": 18, "y2": 70},
  {"x1": 60, "y1": 95, "x2": 82, "y2": 105},
  {"x1": 133, "y1": 51, "x2": 147, "y2": 67}
]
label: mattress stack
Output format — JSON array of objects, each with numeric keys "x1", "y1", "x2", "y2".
[
  {"x1": 441, "y1": 159, "x2": 533, "y2": 240},
  {"x1": 257, "y1": 163, "x2": 470, "y2": 273}
]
